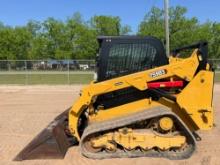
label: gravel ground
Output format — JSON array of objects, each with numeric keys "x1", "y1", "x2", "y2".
[{"x1": 0, "y1": 85, "x2": 219, "y2": 165}]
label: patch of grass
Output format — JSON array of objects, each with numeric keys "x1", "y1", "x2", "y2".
[
  {"x1": 0, "y1": 74, "x2": 26, "y2": 84},
  {"x1": 0, "y1": 72, "x2": 219, "y2": 85},
  {"x1": 215, "y1": 72, "x2": 220, "y2": 82},
  {"x1": 0, "y1": 73, "x2": 93, "y2": 85}
]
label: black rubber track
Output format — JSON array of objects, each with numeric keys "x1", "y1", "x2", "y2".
[{"x1": 80, "y1": 106, "x2": 196, "y2": 160}]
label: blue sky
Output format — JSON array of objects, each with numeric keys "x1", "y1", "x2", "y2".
[{"x1": 0, "y1": 0, "x2": 219, "y2": 32}]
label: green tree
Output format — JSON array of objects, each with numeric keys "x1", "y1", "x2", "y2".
[
  {"x1": 0, "y1": 27, "x2": 16, "y2": 60},
  {"x1": 209, "y1": 23, "x2": 220, "y2": 58},
  {"x1": 73, "y1": 27, "x2": 98, "y2": 59},
  {"x1": 0, "y1": 26, "x2": 32, "y2": 60},
  {"x1": 26, "y1": 20, "x2": 41, "y2": 37},
  {"x1": 91, "y1": 15, "x2": 121, "y2": 35},
  {"x1": 0, "y1": 22, "x2": 4, "y2": 29},
  {"x1": 120, "y1": 25, "x2": 132, "y2": 35},
  {"x1": 13, "y1": 27, "x2": 32, "y2": 59},
  {"x1": 28, "y1": 34, "x2": 52, "y2": 59},
  {"x1": 91, "y1": 15, "x2": 131, "y2": 36},
  {"x1": 1, "y1": 9, "x2": 218, "y2": 60},
  {"x1": 66, "y1": 13, "x2": 98, "y2": 59},
  {"x1": 138, "y1": 7, "x2": 164, "y2": 40},
  {"x1": 41, "y1": 17, "x2": 73, "y2": 59},
  {"x1": 138, "y1": 6, "x2": 212, "y2": 52}
]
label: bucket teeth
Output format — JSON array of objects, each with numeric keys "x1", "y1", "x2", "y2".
[{"x1": 14, "y1": 108, "x2": 75, "y2": 161}]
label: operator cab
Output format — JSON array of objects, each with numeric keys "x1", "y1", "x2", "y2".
[{"x1": 96, "y1": 36, "x2": 168, "y2": 82}]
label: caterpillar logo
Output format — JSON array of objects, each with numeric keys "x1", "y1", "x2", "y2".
[{"x1": 150, "y1": 69, "x2": 166, "y2": 78}]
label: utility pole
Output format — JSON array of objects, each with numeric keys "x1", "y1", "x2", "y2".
[{"x1": 164, "y1": 0, "x2": 170, "y2": 57}]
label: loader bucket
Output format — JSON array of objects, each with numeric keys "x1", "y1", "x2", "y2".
[{"x1": 14, "y1": 108, "x2": 74, "y2": 161}]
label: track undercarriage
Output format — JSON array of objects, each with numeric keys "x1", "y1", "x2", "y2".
[{"x1": 80, "y1": 107, "x2": 196, "y2": 159}]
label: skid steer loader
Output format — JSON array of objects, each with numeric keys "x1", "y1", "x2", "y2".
[{"x1": 14, "y1": 36, "x2": 214, "y2": 160}]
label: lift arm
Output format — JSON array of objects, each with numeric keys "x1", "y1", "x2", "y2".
[{"x1": 69, "y1": 50, "x2": 200, "y2": 140}]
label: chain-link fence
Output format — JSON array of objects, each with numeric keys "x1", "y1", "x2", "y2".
[
  {"x1": 0, "y1": 59, "x2": 219, "y2": 85},
  {"x1": 0, "y1": 60, "x2": 95, "y2": 85},
  {"x1": 209, "y1": 59, "x2": 220, "y2": 71},
  {"x1": 0, "y1": 59, "x2": 95, "y2": 71}
]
